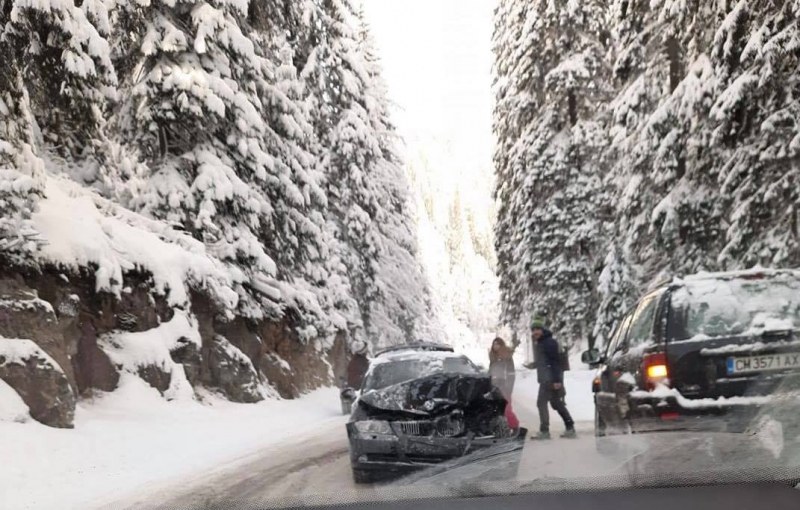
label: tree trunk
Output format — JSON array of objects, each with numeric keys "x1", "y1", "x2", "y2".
[
  {"x1": 568, "y1": 90, "x2": 577, "y2": 126},
  {"x1": 666, "y1": 36, "x2": 683, "y2": 93}
]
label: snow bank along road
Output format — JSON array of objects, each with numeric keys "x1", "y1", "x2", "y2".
[{"x1": 0, "y1": 377, "x2": 346, "y2": 510}]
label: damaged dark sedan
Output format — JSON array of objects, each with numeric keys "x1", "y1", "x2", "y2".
[{"x1": 346, "y1": 345, "x2": 524, "y2": 483}]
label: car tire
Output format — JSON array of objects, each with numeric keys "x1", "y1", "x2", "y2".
[
  {"x1": 594, "y1": 406, "x2": 606, "y2": 437},
  {"x1": 352, "y1": 468, "x2": 373, "y2": 484},
  {"x1": 491, "y1": 415, "x2": 512, "y2": 438}
]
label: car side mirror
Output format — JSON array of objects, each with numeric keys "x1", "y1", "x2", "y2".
[
  {"x1": 581, "y1": 348, "x2": 603, "y2": 367},
  {"x1": 342, "y1": 388, "x2": 356, "y2": 400}
]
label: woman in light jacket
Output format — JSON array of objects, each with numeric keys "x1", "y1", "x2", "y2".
[
  {"x1": 489, "y1": 337, "x2": 515, "y2": 399},
  {"x1": 489, "y1": 337, "x2": 518, "y2": 430}
]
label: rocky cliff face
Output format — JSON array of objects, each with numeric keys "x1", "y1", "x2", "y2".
[{"x1": 0, "y1": 260, "x2": 348, "y2": 428}]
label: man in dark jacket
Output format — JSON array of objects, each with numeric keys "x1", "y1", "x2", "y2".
[{"x1": 530, "y1": 317, "x2": 575, "y2": 440}]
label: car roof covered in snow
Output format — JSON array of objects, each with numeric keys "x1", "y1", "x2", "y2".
[
  {"x1": 669, "y1": 268, "x2": 800, "y2": 289},
  {"x1": 375, "y1": 343, "x2": 454, "y2": 357},
  {"x1": 369, "y1": 348, "x2": 467, "y2": 367}
]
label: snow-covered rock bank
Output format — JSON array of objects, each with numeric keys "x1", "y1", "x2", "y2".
[
  {"x1": 0, "y1": 262, "x2": 347, "y2": 428},
  {"x1": 0, "y1": 377, "x2": 344, "y2": 510},
  {"x1": 0, "y1": 339, "x2": 75, "y2": 427},
  {"x1": 0, "y1": 175, "x2": 350, "y2": 429}
]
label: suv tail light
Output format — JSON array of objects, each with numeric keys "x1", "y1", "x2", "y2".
[
  {"x1": 592, "y1": 376, "x2": 601, "y2": 393},
  {"x1": 642, "y1": 352, "x2": 669, "y2": 389}
]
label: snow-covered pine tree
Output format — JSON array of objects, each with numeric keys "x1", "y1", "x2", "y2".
[
  {"x1": 255, "y1": 28, "x2": 357, "y2": 339},
  {"x1": 513, "y1": 116, "x2": 608, "y2": 346},
  {"x1": 2, "y1": 0, "x2": 117, "y2": 158},
  {"x1": 493, "y1": 0, "x2": 611, "y2": 346},
  {"x1": 608, "y1": 0, "x2": 723, "y2": 290},
  {"x1": 713, "y1": 0, "x2": 800, "y2": 269},
  {"x1": 124, "y1": 0, "x2": 279, "y2": 313},
  {"x1": 1, "y1": 0, "x2": 117, "y2": 258},
  {"x1": 0, "y1": 26, "x2": 45, "y2": 261},
  {"x1": 107, "y1": 0, "x2": 150, "y2": 86},
  {"x1": 304, "y1": 0, "x2": 387, "y2": 341},
  {"x1": 244, "y1": 0, "x2": 358, "y2": 339},
  {"x1": 592, "y1": 239, "x2": 638, "y2": 348},
  {"x1": 600, "y1": 0, "x2": 668, "y2": 301},
  {"x1": 493, "y1": 0, "x2": 534, "y2": 330},
  {"x1": 592, "y1": 0, "x2": 723, "y2": 344},
  {"x1": 248, "y1": 0, "x2": 315, "y2": 70},
  {"x1": 301, "y1": 0, "x2": 436, "y2": 346},
  {"x1": 359, "y1": 19, "x2": 440, "y2": 344}
]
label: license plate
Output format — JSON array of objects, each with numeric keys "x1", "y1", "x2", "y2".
[{"x1": 727, "y1": 352, "x2": 800, "y2": 374}]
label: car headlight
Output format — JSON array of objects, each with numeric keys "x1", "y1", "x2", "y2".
[{"x1": 353, "y1": 420, "x2": 393, "y2": 436}]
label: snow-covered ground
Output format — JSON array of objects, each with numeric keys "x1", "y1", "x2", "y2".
[
  {"x1": 0, "y1": 378, "x2": 31, "y2": 424},
  {"x1": 512, "y1": 367, "x2": 596, "y2": 423},
  {"x1": 1, "y1": 349, "x2": 597, "y2": 510},
  {"x1": 0, "y1": 376, "x2": 344, "y2": 510},
  {"x1": 453, "y1": 342, "x2": 596, "y2": 424}
]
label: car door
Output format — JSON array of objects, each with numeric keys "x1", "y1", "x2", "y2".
[
  {"x1": 604, "y1": 292, "x2": 665, "y2": 428},
  {"x1": 620, "y1": 291, "x2": 664, "y2": 383},
  {"x1": 595, "y1": 312, "x2": 634, "y2": 428}
]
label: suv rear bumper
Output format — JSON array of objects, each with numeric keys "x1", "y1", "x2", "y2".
[{"x1": 628, "y1": 393, "x2": 768, "y2": 433}]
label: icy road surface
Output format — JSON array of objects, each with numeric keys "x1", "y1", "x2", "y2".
[
  {"x1": 107, "y1": 370, "x2": 608, "y2": 510},
  {"x1": 5, "y1": 369, "x2": 796, "y2": 510},
  {"x1": 102, "y1": 370, "x2": 799, "y2": 510}
]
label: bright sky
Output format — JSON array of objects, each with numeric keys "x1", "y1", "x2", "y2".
[{"x1": 362, "y1": 0, "x2": 495, "y2": 164}]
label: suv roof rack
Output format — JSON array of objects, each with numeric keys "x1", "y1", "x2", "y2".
[{"x1": 375, "y1": 342, "x2": 454, "y2": 357}]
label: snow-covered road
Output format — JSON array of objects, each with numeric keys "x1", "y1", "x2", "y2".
[
  {"x1": 0, "y1": 376, "x2": 347, "y2": 510},
  {"x1": 104, "y1": 370, "x2": 619, "y2": 509},
  {"x1": 6, "y1": 369, "x2": 796, "y2": 510},
  {"x1": 2, "y1": 369, "x2": 601, "y2": 509}
]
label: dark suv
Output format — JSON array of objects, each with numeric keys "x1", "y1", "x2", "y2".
[{"x1": 583, "y1": 269, "x2": 800, "y2": 441}]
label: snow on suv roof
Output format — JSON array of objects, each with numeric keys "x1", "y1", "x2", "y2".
[{"x1": 673, "y1": 268, "x2": 800, "y2": 285}]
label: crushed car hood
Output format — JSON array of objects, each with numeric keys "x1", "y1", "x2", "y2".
[{"x1": 359, "y1": 373, "x2": 502, "y2": 415}]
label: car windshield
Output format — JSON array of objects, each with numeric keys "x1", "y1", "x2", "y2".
[
  {"x1": 5, "y1": 0, "x2": 800, "y2": 508},
  {"x1": 364, "y1": 356, "x2": 478, "y2": 390},
  {"x1": 671, "y1": 275, "x2": 800, "y2": 339}
]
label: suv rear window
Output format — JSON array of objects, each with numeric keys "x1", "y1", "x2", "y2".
[{"x1": 669, "y1": 275, "x2": 800, "y2": 340}]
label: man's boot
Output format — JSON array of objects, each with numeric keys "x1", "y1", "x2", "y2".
[
  {"x1": 560, "y1": 428, "x2": 577, "y2": 439},
  {"x1": 530, "y1": 431, "x2": 551, "y2": 440}
]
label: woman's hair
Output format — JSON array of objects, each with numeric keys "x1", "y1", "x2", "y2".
[{"x1": 489, "y1": 337, "x2": 512, "y2": 363}]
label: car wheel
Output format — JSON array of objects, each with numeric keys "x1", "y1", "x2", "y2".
[
  {"x1": 491, "y1": 415, "x2": 512, "y2": 438},
  {"x1": 352, "y1": 468, "x2": 372, "y2": 484},
  {"x1": 594, "y1": 406, "x2": 606, "y2": 437}
]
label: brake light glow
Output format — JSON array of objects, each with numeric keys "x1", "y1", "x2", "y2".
[
  {"x1": 642, "y1": 352, "x2": 669, "y2": 388},
  {"x1": 647, "y1": 364, "x2": 668, "y2": 379}
]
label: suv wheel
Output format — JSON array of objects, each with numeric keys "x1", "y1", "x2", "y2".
[
  {"x1": 352, "y1": 468, "x2": 373, "y2": 484},
  {"x1": 594, "y1": 407, "x2": 606, "y2": 437}
]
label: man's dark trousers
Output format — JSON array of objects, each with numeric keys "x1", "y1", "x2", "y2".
[{"x1": 537, "y1": 384, "x2": 574, "y2": 433}]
